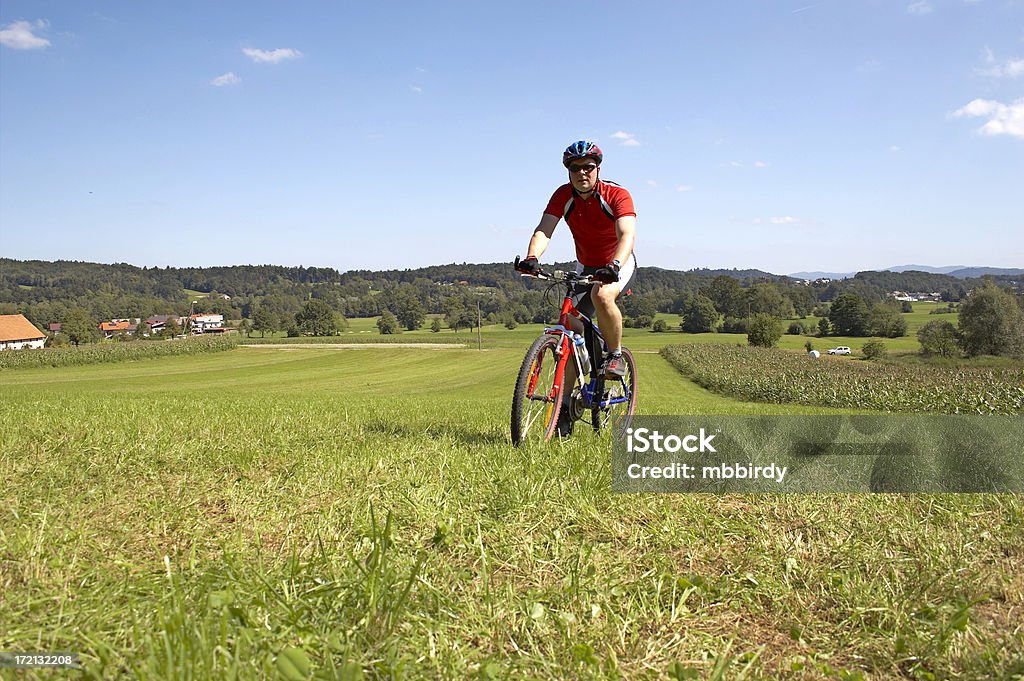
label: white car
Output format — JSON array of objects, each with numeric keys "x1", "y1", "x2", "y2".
[{"x1": 827, "y1": 346, "x2": 851, "y2": 355}]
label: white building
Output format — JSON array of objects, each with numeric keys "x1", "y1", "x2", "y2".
[
  {"x1": 189, "y1": 313, "x2": 224, "y2": 334},
  {"x1": 0, "y1": 314, "x2": 47, "y2": 351}
]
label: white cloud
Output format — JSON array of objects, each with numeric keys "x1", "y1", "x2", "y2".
[
  {"x1": 889, "y1": 145, "x2": 902, "y2": 152},
  {"x1": 611, "y1": 131, "x2": 641, "y2": 146},
  {"x1": 951, "y1": 98, "x2": 1024, "y2": 139},
  {"x1": 676, "y1": 185, "x2": 694, "y2": 192},
  {"x1": 211, "y1": 72, "x2": 241, "y2": 87},
  {"x1": 754, "y1": 161, "x2": 770, "y2": 168},
  {"x1": 770, "y1": 216, "x2": 800, "y2": 224},
  {"x1": 0, "y1": 19, "x2": 50, "y2": 50},
  {"x1": 242, "y1": 47, "x2": 302, "y2": 63},
  {"x1": 978, "y1": 48, "x2": 1024, "y2": 78},
  {"x1": 907, "y1": 1, "x2": 933, "y2": 14},
  {"x1": 410, "y1": 85, "x2": 423, "y2": 94},
  {"x1": 646, "y1": 180, "x2": 659, "y2": 188}
]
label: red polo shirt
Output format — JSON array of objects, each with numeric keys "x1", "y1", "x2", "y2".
[{"x1": 543, "y1": 179, "x2": 636, "y2": 268}]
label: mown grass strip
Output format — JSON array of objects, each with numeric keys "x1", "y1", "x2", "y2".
[
  {"x1": 660, "y1": 344, "x2": 1024, "y2": 415},
  {"x1": 238, "y1": 335, "x2": 466, "y2": 346}
]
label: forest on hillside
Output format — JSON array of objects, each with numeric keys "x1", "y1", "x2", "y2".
[{"x1": 1, "y1": 258, "x2": 1017, "y2": 335}]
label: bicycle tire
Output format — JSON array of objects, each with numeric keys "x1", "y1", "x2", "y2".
[
  {"x1": 591, "y1": 347, "x2": 638, "y2": 436},
  {"x1": 511, "y1": 334, "x2": 566, "y2": 446}
]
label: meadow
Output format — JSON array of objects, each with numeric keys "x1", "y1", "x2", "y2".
[
  {"x1": 2, "y1": 323, "x2": 1023, "y2": 679},
  {"x1": 239, "y1": 300, "x2": 954, "y2": 356}
]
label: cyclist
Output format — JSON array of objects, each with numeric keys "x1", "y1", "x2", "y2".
[{"x1": 515, "y1": 140, "x2": 637, "y2": 435}]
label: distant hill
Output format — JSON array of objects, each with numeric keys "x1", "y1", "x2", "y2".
[
  {"x1": 788, "y1": 270, "x2": 856, "y2": 280},
  {"x1": 946, "y1": 267, "x2": 1024, "y2": 279},
  {"x1": 886, "y1": 264, "x2": 967, "y2": 274},
  {"x1": 789, "y1": 265, "x2": 1023, "y2": 281},
  {"x1": 885, "y1": 265, "x2": 1024, "y2": 278}
]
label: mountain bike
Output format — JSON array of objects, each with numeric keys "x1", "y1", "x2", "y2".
[{"x1": 510, "y1": 263, "x2": 637, "y2": 446}]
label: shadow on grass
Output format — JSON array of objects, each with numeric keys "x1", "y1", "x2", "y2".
[{"x1": 364, "y1": 419, "x2": 509, "y2": 447}]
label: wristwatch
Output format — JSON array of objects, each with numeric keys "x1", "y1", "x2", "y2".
[{"x1": 611, "y1": 259, "x2": 621, "y2": 268}]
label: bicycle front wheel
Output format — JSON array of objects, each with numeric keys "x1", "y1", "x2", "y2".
[
  {"x1": 591, "y1": 347, "x2": 637, "y2": 436},
  {"x1": 511, "y1": 334, "x2": 565, "y2": 446}
]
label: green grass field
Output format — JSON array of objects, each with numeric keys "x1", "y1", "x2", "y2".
[{"x1": 3, "y1": 340, "x2": 1022, "y2": 679}]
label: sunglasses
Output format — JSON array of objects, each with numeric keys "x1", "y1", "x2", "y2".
[{"x1": 568, "y1": 163, "x2": 598, "y2": 174}]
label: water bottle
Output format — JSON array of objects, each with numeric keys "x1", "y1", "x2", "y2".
[{"x1": 573, "y1": 333, "x2": 591, "y2": 374}]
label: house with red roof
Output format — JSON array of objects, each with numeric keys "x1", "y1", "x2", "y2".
[
  {"x1": 0, "y1": 314, "x2": 47, "y2": 351},
  {"x1": 98, "y1": 320, "x2": 134, "y2": 339}
]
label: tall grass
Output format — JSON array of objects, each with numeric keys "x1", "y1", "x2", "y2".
[{"x1": 2, "y1": 347, "x2": 1022, "y2": 679}]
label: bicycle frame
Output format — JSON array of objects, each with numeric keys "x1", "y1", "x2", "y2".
[{"x1": 541, "y1": 275, "x2": 631, "y2": 412}]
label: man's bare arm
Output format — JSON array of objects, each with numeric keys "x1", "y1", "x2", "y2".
[
  {"x1": 526, "y1": 213, "x2": 560, "y2": 260},
  {"x1": 612, "y1": 215, "x2": 636, "y2": 263}
]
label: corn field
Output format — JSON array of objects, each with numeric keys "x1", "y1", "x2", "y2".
[
  {"x1": 661, "y1": 344, "x2": 1024, "y2": 415},
  {"x1": 0, "y1": 336, "x2": 239, "y2": 371}
]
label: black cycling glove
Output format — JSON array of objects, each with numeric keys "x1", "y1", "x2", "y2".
[
  {"x1": 515, "y1": 256, "x2": 541, "y2": 275},
  {"x1": 594, "y1": 261, "x2": 620, "y2": 283}
]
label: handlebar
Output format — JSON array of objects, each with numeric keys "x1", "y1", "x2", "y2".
[
  {"x1": 519, "y1": 268, "x2": 596, "y2": 286},
  {"x1": 514, "y1": 256, "x2": 597, "y2": 286}
]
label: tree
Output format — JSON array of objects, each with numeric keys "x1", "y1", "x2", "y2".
[
  {"x1": 862, "y1": 340, "x2": 887, "y2": 360},
  {"x1": 443, "y1": 296, "x2": 466, "y2": 333},
  {"x1": 430, "y1": 317, "x2": 442, "y2": 333},
  {"x1": 391, "y1": 286, "x2": 426, "y2": 331},
  {"x1": 957, "y1": 282, "x2": 1024, "y2": 358},
  {"x1": 818, "y1": 317, "x2": 831, "y2": 337},
  {"x1": 377, "y1": 310, "x2": 401, "y2": 334},
  {"x1": 746, "y1": 283, "x2": 794, "y2": 319},
  {"x1": 721, "y1": 316, "x2": 748, "y2": 334},
  {"x1": 784, "y1": 285, "x2": 816, "y2": 318},
  {"x1": 747, "y1": 314, "x2": 783, "y2": 348},
  {"x1": 252, "y1": 306, "x2": 278, "y2": 338},
  {"x1": 295, "y1": 299, "x2": 341, "y2": 336},
  {"x1": 62, "y1": 308, "x2": 99, "y2": 346},
  {"x1": 162, "y1": 317, "x2": 182, "y2": 338},
  {"x1": 238, "y1": 318, "x2": 252, "y2": 337},
  {"x1": 681, "y1": 295, "x2": 719, "y2": 333},
  {"x1": 867, "y1": 304, "x2": 907, "y2": 338},
  {"x1": 652, "y1": 319, "x2": 668, "y2": 333},
  {"x1": 703, "y1": 275, "x2": 747, "y2": 318},
  {"x1": 621, "y1": 293, "x2": 658, "y2": 322},
  {"x1": 917, "y1": 320, "x2": 960, "y2": 357},
  {"x1": 828, "y1": 293, "x2": 869, "y2": 336}
]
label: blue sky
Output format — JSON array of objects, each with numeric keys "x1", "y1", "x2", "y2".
[{"x1": 1, "y1": 1, "x2": 1021, "y2": 276}]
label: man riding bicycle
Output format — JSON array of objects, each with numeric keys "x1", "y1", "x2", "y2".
[{"x1": 515, "y1": 140, "x2": 637, "y2": 435}]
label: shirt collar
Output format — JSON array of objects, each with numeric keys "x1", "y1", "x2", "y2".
[{"x1": 571, "y1": 179, "x2": 602, "y2": 200}]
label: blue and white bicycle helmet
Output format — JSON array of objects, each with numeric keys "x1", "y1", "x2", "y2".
[{"x1": 562, "y1": 140, "x2": 603, "y2": 168}]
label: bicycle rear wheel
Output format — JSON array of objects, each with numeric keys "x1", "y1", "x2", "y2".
[
  {"x1": 511, "y1": 334, "x2": 566, "y2": 446},
  {"x1": 591, "y1": 347, "x2": 637, "y2": 436}
]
